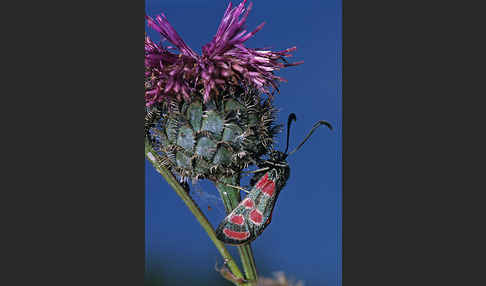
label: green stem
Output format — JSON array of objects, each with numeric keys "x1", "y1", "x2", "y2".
[
  {"x1": 145, "y1": 140, "x2": 245, "y2": 285},
  {"x1": 237, "y1": 245, "x2": 258, "y2": 286},
  {"x1": 215, "y1": 176, "x2": 258, "y2": 285}
]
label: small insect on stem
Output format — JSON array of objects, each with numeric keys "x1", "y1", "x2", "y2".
[{"x1": 215, "y1": 113, "x2": 333, "y2": 245}]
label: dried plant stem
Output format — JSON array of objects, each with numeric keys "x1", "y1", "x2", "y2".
[
  {"x1": 145, "y1": 140, "x2": 245, "y2": 285},
  {"x1": 216, "y1": 176, "x2": 258, "y2": 286}
]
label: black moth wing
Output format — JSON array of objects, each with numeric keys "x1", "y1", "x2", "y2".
[
  {"x1": 215, "y1": 201, "x2": 256, "y2": 245},
  {"x1": 216, "y1": 168, "x2": 284, "y2": 245},
  {"x1": 250, "y1": 169, "x2": 284, "y2": 238}
]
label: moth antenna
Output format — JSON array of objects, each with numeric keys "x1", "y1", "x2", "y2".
[
  {"x1": 284, "y1": 113, "x2": 297, "y2": 154},
  {"x1": 288, "y1": 120, "x2": 333, "y2": 156}
]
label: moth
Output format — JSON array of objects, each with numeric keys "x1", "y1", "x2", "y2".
[{"x1": 215, "y1": 114, "x2": 332, "y2": 245}]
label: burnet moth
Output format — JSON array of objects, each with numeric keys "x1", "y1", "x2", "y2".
[{"x1": 215, "y1": 113, "x2": 332, "y2": 245}]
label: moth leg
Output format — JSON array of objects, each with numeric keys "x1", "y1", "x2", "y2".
[
  {"x1": 215, "y1": 179, "x2": 251, "y2": 194},
  {"x1": 242, "y1": 167, "x2": 270, "y2": 174},
  {"x1": 225, "y1": 183, "x2": 251, "y2": 194},
  {"x1": 264, "y1": 161, "x2": 288, "y2": 168}
]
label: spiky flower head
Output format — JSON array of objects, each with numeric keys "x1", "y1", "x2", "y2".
[
  {"x1": 145, "y1": 0, "x2": 302, "y2": 106},
  {"x1": 145, "y1": 0, "x2": 301, "y2": 182}
]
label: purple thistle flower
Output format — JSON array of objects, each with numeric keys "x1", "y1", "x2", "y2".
[{"x1": 145, "y1": 0, "x2": 302, "y2": 107}]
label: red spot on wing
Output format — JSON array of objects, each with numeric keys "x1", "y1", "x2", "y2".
[
  {"x1": 243, "y1": 198, "x2": 255, "y2": 209},
  {"x1": 230, "y1": 214, "x2": 245, "y2": 225},
  {"x1": 262, "y1": 181, "x2": 276, "y2": 196},
  {"x1": 223, "y1": 229, "x2": 250, "y2": 240},
  {"x1": 255, "y1": 173, "x2": 269, "y2": 189},
  {"x1": 250, "y1": 209, "x2": 263, "y2": 224}
]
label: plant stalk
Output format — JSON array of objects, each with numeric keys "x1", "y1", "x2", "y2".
[{"x1": 145, "y1": 139, "x2": 245, "y2": 285}]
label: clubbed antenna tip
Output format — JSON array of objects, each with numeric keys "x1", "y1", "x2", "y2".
[{"x1": 288, "y1": 119, "x2": 333, "y2": 156}]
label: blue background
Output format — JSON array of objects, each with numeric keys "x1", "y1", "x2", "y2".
[{"x1": 145, "y1": 0, "x2": 341, "y2": 285}]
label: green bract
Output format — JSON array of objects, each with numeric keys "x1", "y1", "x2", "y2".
[{"x1": 146, "y1": 85, "x2": 280, "y2": 182}]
